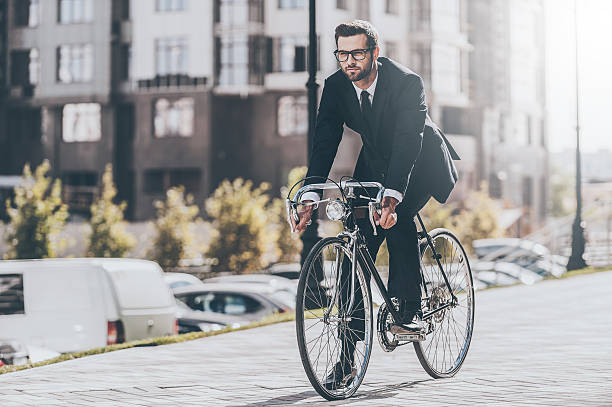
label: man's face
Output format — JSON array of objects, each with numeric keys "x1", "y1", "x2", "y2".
[{"x1": 337, "y1": 34, "x2": 378, "y2": 82}]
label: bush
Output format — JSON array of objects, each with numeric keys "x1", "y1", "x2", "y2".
[
  {"x1": 87, "y1": 164, "x2": 135, "y2": 257},
  {"x1": 273, "y1": 166, "x2": 307, "y2": 263},
  {"x1": 205, "y1": 179, "x2": 276, "y2": 273},
  {"x1": 451, "y1": 182, "x2": 505, "y2": 252},
  {"x1": 4, "y1": 161, "x2": 68, "y2": 259},
  {"x1": 149, "y1": 187, "x2": 200, "y2": 269}
]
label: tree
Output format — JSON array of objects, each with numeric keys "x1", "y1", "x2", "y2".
[
  {"x1": 273, "y1": 166, "x2": 307, "y2": 263},
  {"x1": 4, "y1": 160, "x2": 68, "y2": 259},
  {"x1": 451, "y1": 182, "x2": 505, "y2": 252},
  {"x1": 205, "y1": 178, "x2": 276, "y2": 273},
  {"x1": 149, "y1": 187, "x2": 200, "y2": 270},
  {"x1": 87, "y1": 164, "x2": 135, "y2": 258}
]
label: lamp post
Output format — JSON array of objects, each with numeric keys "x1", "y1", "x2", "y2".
[
  {"x1": 300, "y1": 0, "x2": 321, "y2": 264},
  {"x1": 567, "y1": 0, "x2": 588, "y2": 271}
]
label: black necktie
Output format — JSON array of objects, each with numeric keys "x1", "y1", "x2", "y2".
[{"x1": 360, "y1": 90, "x2": 373, "y2": 131}]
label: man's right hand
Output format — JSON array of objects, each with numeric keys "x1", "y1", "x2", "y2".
[{"x1": 291, "y1": 200, "x2": 315, "y2": 233}]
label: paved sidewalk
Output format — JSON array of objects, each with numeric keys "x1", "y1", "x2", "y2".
[{"x1": 1, "y1": 271, "x2": 612, "y2": 406}]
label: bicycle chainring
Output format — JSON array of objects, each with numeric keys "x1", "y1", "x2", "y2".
[{"x1": 376, "y1": 302, "x2": 398, "y2": 352}]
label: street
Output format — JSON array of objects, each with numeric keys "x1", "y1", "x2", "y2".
[{"x1": 1, "y1": 271, "x2": 611, "y2": 406}]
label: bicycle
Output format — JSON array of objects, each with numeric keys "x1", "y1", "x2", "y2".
[{"x1": 286, "y1": 179, "x2": 475, "y2": 400}]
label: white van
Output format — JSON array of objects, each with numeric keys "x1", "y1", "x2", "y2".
[{"x1": 0, "y1": 258, "x2": 177, "y2": 353}]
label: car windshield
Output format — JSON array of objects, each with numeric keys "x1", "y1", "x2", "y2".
[{"x1": 184, "y1": 292, "x2": 263, "y2": 315}]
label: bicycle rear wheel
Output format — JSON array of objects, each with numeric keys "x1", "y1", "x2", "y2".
[
  {"x1": 414, "y1": 228, "x2": 475, "y2": 378},
  {"x1": 296, "y1": 237, "x2": 373, "y2": 400}
]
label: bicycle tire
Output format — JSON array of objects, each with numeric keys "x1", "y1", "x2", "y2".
[
  {"x1": 413, "y1": 228, "x2": 475, "y2": 378},
  {"x1": 296, "y1": 237, "x2": 374, "y2": 400}
]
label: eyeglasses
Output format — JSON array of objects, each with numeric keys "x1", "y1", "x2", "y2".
[{"x1": 333, "y1": 48, "x2": 374, "y2": 62}]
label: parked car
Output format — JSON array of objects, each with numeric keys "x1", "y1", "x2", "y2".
[
  {"x1": 173, "y1": 283, "x2": 292, "y2": 323},
  {"x1": 174, "y1": 299, "x2": 246, "y2": 334},
  {"x1": 0, "y1": 258, "x2": 178, "y2": 353},
  {"x1": 164, "y1": 272, "x2": 205, "y2": 290},
  {"x1": 204, "y1": 274, "x2": 297, "y2": 294},
  {"x1": 472, "y1": 238, "x2": 566, "y2": 277},
  {"x1": 472, "y1": 261, "x2": 544, "y2": 286},
  {"x1": 0, "y1": 338, "x2": 60, "y2": 366},
  {"x1": 267, "y1": 263, "x2": 301, "y2": 280},
  {"x1": 0, "y1": 339, "x2": 28, "y2": 366}
]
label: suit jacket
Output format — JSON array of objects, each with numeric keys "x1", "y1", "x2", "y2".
[{"x1": 306, "y1": 57, "x2": 459, "y2": 205}]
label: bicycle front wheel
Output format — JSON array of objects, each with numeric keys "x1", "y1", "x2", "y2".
[
  {"x1": 414, "y1": 228, "x2": 475, "y2": 378},
  {"x1": 296, "y1": 237, "x2": 373, "y2": 400}
]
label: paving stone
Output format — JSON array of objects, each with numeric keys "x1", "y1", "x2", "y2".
[{"x1": 1, "y1": 271, "x2": 611, "y2": 405}]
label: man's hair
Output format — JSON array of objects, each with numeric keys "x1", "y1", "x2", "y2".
[{"x1": 334, "y1": 20, "x2": 379, "y2": 49}]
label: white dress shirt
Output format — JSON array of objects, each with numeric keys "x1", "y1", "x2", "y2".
[{"x1": 302, "y1": 70, "x2": 404, "y2": 204}]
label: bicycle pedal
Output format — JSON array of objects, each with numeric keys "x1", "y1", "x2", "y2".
[{"x1": 394, "y1": 332, "x2": 426, "y2": 342}]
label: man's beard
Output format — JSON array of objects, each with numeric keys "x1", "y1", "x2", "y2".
[{"x1": 343, "y1": 59, "x2": 373, "y2": 82}]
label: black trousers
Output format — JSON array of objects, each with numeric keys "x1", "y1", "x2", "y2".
[{"x1": 339, "y1": 189, "x2": 431, "y2": 344}]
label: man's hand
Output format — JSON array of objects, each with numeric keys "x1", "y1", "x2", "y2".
[
  {"x1": 291, "y1": 200, "x2": 315, "y2": 233},
  {"x1": 374, "y1": 196, "x2": 399, "y2": 229}
]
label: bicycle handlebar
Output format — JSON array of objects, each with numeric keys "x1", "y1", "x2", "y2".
[{"x1": 286, "y1": 180, "x2": 385, "y2": 235}]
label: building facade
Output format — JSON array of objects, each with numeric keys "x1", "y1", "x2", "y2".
[
  {"x1": 0, "y1": 0, "x2": 547, "y2": 225},
  {"x1": 468, "y1": 0, "x2": 548, "y2": 232}
]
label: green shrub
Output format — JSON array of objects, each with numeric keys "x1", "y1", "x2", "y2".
[
  {"x1": 4, "y1": 160, "x2": 68, "y2": 259},
  {"x1": 87, "y1": 164, "x2": 135, "y2": 257},
  {"x1": 149, "y1": 187, "x2": 200, "y2": 269},
  {"x1": 206, "y1": 179, "x2": 276, "y2": 273}
]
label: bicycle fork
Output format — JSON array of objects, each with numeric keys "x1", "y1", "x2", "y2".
[{"x1": 324, "y1": 233, "x2": 359, "y2": 323}]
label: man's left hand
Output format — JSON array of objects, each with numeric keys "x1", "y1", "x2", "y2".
[{"x1": 374, "y1": 196, "x2": 399, "y2": 229}]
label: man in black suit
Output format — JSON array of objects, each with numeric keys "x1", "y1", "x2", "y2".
[{"x1": 292, "y1": 20, "x2": 458, "y2": 388}]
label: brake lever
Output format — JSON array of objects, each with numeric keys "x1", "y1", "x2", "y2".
[{"x1": 368, "y1": 202, "x2": 382, "y2": 236}]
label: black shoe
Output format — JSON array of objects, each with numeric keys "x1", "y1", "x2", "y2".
[
  {"x1": 323, "y1": 357, "x2": 355, "y2": 390},
  {"x1": 390, "y1": 314, "x2": 425, "y2": 335},
  {"x1": 391, "y1": 298, "x2": 424, "y2": 335}
]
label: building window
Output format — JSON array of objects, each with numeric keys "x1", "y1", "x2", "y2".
[
  {"x1": 498, "y1": 113, "x2": 505, "y2": 143},
  {"x1": 248, "y1": 0, "x2": 264, "y2": 22},
  {"x1": 385, "y1": 0, "x2": 398, "y2": 15},
  {"x1": 539, "y1": 177, "x2": 546, "y2": 218},
  {"x1": 155, "y1": 38, "x2": 188, "y2": 75},
  {"x1": 14, "y1": 0, "x2": 39, "y2": 27},
  {"x1": 217, "y1": 35, "x2": 248, "y2": 85},
  {"x1": 522, "y1": 176, "x2": 533, "y2": 207},
  {"x1": 411, "y1": 43, "x2": 431, "y2": 85},
  {"x1": 58, "y1": 0, "x2": 94, "y2": 24},
  {"x1": 155, "y1": 0, "x2": 187, "y2": 12},
  {"x1": 432, "y1": 44, "x2": 460, "y2": 95},
  {"x1": 279, "y1": 0, "x2": 303, "y2": 8},
  {"x1": 0, "y1": 274, "x2": 25, "y2": 315},
  {"x1": 431, "y1": 0, "x2": 460, "y2": 32},
  {"x1": 57, "y1": 44, "x2": 93, "y2": 83},
  {"x1": 278, "y1": 95, "x2": 307, "y2": 136},
  {"x1": 279, "y1": 37, "x2": 306, "y2": 72},
  {"x1": 144, "y1": 168, "x2": 201, "y2": 194},
  {"x1": 526, "y1": 116, "x2": 533, "y2": 145},
  {"x1": 266, "y1": 36, "x2": 307, "y2": 73},
  {"x1": 10, "y1": 49, "x2": 39, "y2": 86},
  {"x1": 489, "y1": 173, "x2": 503, "y2": 199},
  {"x1": 119, "y1": 44, "x2": 131, "y2": 80},
  {"x1": 336, "y1": 0, "x2": 347, "y2": 10},
  {"x1": 62, "y1": 103, "x2": 102, "y2": 142},
  {"x1": 153, "y1": 97, "x2": 194, "y2": 138},
  {"x1": 410, "y1": 0, "x2": 430, "y2": 32}
]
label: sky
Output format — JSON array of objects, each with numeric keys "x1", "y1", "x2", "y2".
[{"x1": 545, "y1": 0, "x2": 612, "y2": 153}]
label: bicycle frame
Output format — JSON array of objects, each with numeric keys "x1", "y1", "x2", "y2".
[{"x1": 287, "y1": 180, "x2": 458, "y2": 325}]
